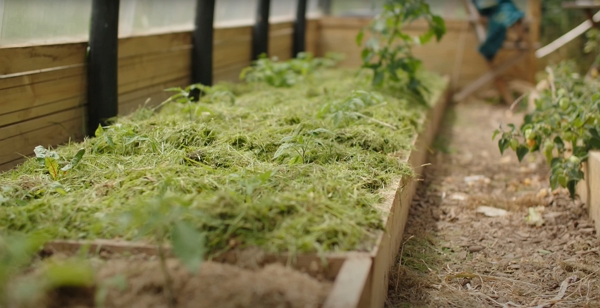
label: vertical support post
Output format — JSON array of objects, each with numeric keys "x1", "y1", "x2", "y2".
[
  {"x1": 192, "y1": 0, "x2": 216, "y2": 86},
  {"x1": 293, "y1": 0, "x2": 308, "y2": 58},
  {"x1": 252, "y1": 0, "x2": 271, "y2": 59},
  {"x1": 87, "y1": 0, "x2": 120, "y2": 135}
]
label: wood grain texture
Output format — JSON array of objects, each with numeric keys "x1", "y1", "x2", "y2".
[
  {"x1": 587, "y1": 152, "x2": 600, "y2": 239},
  {"x1": 0, "y1": 74, "x2": 86, "y2": 116},
  {"x1": 0, "y1": 115, "x2": 84, "y2": 166},
  {"x1": 0, "y1": 43, "x2": 87, "y2": 75},
  {"x1": 0, "y1": 107, "x2": 84, "y2": 141},
  {"x1": 118, "y1": 31, "x2": 192, "y2": 59},
  {"x1": 323, "y1": 256, "x2": 372, "y2": 308}
]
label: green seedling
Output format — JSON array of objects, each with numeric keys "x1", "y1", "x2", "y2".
[{"x1": 120, "y1": 193, "x2": 206, "y2": 308}]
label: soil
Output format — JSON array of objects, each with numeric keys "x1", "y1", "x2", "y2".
[
  {"x1": 387, "y1": 100, "x2": 600, "y2": 307},
  {"x1": 23, "y1": 252, "x2": 332, "y2": 308}
]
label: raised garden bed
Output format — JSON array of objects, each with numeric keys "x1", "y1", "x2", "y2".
[{"x1": 0, "y1": 60, "x2": 449, "y2": 307}]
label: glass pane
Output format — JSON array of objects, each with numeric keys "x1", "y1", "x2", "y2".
[
  {"x1": 270, "y1": 0, "x2": 295, "y2": 21},
  {"x1": 215, "y1": 0, "x2": 258, "y2": 26},
  {"x1": 307, "y1": 0, "x2": 323, "y2": 17},
  {"x1": 0, "y1": 0, "x2": 92, "y2": 46},
  {"x1": 119, "y1": 0, "x2": 196, "y2": 37},
  {"x1": 330, "y1": 0, "x2": 383, "y2": 16}
]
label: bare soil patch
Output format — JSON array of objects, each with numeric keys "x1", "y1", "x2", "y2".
[
  {"x1": 14, "y1": 250, "x2": 332, "y2": 308},
  {"x1": 387, "y1": 100, "x2": 600, "y2": 307}
]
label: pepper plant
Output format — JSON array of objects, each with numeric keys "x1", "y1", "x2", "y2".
[
  {"x1": 356, "y1": 0, "x2": 445, "y2": 102},
  {"x1": 494, "y1": 62, "x2": 600, "y2": 197}
]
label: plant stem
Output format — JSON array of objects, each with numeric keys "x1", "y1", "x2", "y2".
[{"x1": 158, "y1": 242, "x2": 176, "y2": 308}]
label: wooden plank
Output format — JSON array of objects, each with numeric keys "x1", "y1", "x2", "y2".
[
  {"x1": 306, "y1": 19, "x2": 321, "y2": 56},
  {"x1": 369, "y1": 84, "x2": 449, "y2": 308},
  {"x1": 587, "y1": 152, "x2": 600, "y2": 239},
  {"x1": 214, "y1": 26, "x2": 253, "y2": 42},
  {"x1": 0, "y1": 75, "x2": 86, "y2": 115},
  {"x1": 214, "y1": 42, "x2": 252, "y2": 69},
  {"x1": 0, "y1": 43, "x2": 87, "y2": 75},
  {"x1": 0, "y1": 66, "x2": 85, "y2": 91},
  {"x1": 323, "y1": 256, "x2": 372, "y2": 308},
  {"x1": 118, "y1": 49, "x2": 191, "y2": 92},
  {"x1": 0, "y1": 107, "x2": 84, "y2": 141},
  {"x1": 0, "y1": 97, "x2": 83, "y2": 128},
  {"x1": 0, "y1": 116, "x2": 84, "y2": 165},
  {"x1": 214, "y1": 63, "x2": 248, "y2": 83},
  {"x1": 0, "y1": 157, "x2": 27, "y2": 172},
  {"x1": 118, "y1": 32, "x2": 192, "y2": 59},
  {"x1": 118, "y1": 76, "x2": 190, "y2": 111}
]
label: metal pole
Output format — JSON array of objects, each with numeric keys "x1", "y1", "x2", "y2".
[
  {"x1": 192, "y1": 0, "x2": 216, "y2": 86},
  {"x1": 252, "y1": 0, "x2": 271, "y2": 59},
  {"x1": 87, "y1": 0, "x2": 120, "y2": 135},
  {"x1": 293, "y1": 0, "x2": 308, "y2": 57}
]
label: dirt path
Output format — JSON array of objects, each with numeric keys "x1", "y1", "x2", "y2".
[{"x1": 386, "y1": 100, "x2": 600, "y2": 307}]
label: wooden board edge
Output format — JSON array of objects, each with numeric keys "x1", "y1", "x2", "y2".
[
  {"x1": 323, "y1": 255, "x2": 372, "y2": 308},
  {"x1": 583, "y1": 151, "x2": 600, "y2": 239},
  {"x1": 368, "y1": 80, "x2": 451, "y2": 308}
]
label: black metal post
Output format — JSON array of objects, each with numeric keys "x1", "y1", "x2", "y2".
[
  {"x1": 87, "y1": 0, "x2": 119, "y2": 135},
  {"x1": 293, "y1": 0, "x2": 308, "y2": 57},
  {"x1": 252, "y1": 0, "x2": 271, "y2": 59},
  {"x1": 192, "y1": 0, "x2": 216, "y2": 86}
]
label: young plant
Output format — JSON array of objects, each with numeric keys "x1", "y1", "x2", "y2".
[
  {"x1": 120, "y1": 194, "x2": 206, "y2": 307},
  {"x1": 356, "y1": 0, "x2": 446, "y2": 102},
  {"x1": 274, "y1": 128, "x2": 333, "y2": 164},
  {"x1": 494, "y1": 62, "x2": 600, "y2": 197},
  {"x1": 318, "y1": 90, "x2": 396, "y2": 129},
  {"x1": 240, "y1": 52, "x2": 342, "y2": 88}
]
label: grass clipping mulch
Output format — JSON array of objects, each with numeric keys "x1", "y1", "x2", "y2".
[{"x1": 0, "y1": 68, "x2": 446, "y2": 256}]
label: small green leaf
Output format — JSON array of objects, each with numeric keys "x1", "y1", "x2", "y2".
[
  {"x1": 492, "y1": 130, "x2": 500, "y2": 140},
  {"x1": 356, "y1": 29, "x2": 364, "y2": 46},
  {"x1": 61, "y1": 148, "x2": 85, "y2": 172},
  {"x1": 498, "y1": 138, "x2": 509, "y2": 155},
  {"x1": 567, "y1": 180, "x2": 577, "y2": 199},
  {"x1": 516, "y1": 145, "x2": 529, "y2": 162},
  {"x1": 171, "y1": 221, "x2": 205, "y2": 274},
  {"x1": 45, "y1": 157, "x2": 60, "y2": 180},
  {"x1": 95, "y1": 124, "x2": 104, "y2": 137}
]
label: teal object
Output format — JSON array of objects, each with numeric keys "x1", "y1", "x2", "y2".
[{"x1": 473, "y1": 0, "x2": 524, "y2": 60}]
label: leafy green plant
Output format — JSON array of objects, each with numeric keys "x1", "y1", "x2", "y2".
[
  {"x1": 240, "y1": 52, "x2": 342, "y2": 88},
  {"x1": 274, "y1": 128, "x2": 332, "y2": 165},
  {"x1": 34, "y1": 146, "x2": 85, "y2": 181},
  {"x1": 494, "y1": 62, "x2": 600, "y2": 197},
  {"x1": 318, "y1": 90, "x2": 396, "y2": 129},
  {"x1": 356, "y1": 0, "x2": 445, "y2": 101}
]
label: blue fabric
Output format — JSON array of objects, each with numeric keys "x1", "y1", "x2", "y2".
[{"x1": 473, "y1": 0, "x2": 524, "y2": 60}]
